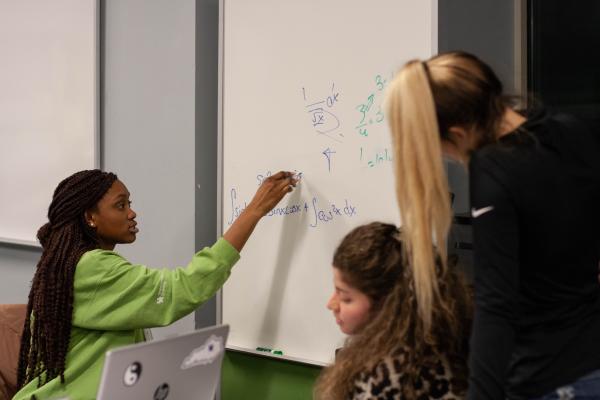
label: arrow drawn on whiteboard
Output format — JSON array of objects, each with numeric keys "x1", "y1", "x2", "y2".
[{"x1": 322, "y1": 148, "x2": 336, "y2": 172}]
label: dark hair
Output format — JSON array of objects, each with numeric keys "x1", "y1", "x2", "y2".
[
  {"x1": 315, "y1": 222, "x2": 472, "y2": 399},
  {"x1": 427, "y1": 51, "x2": 509, "y2": 146},
  {"x1": 17, "y1": 170, "x2": 117, "y2": 388},
  {"x1": 332, "y1": 222, "x2": 403, "y2": 306}
]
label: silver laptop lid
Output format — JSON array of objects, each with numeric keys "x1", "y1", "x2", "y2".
[{"x1": 97, "y1": 324, "x2": 229, "y2": 400}]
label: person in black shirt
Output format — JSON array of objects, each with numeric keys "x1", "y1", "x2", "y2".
[{"x1": 386, "y1": 51, "x2": 600, "y2": 399}]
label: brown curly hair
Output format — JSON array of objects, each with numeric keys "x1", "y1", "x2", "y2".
[{"x1": 314, "y1": 222, "x2": 472, "y2": 399}]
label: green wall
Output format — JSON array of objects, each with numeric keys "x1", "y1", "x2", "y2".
[{"x1": 222, "y1": 351, "x2": 322, "y2": 400}]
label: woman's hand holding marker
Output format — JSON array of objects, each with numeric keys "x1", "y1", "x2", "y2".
[
  {"x1": 246, "y1": 171, "x2": 298, "y2": 217},
  {"x1": 224, "y1": 171, "x2": 298, "y2": 252}
]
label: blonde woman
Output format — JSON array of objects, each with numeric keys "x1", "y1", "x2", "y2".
[{"x1": 387, "y1": 51, "x2": 600, "y2": 399}]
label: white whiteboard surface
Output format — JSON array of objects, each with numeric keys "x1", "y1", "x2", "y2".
[
  {"x1": 221, "y1": 0, "x2": 436, "y2": 365},
  {"x1": 0, "y1": 0, "x2": 98, "y2": 247}
]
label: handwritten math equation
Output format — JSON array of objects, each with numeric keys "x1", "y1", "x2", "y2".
[
  {"x1": 227, "y1": 187, "x2": 357, "y2": 229},
  {"x1": 299, "y1": 74, "x2": 394, "y2": 173},
  {"x1": 355, "y1": 73, "x2": 393, "y2": 137},
  {"x1": 256, "y1": 170, "x2": 304, "y2": 186},
  {"x1": 302, "y1": 83, "x2": 342, "y2": 142},
  {"x1": 360, "y1": 147, "x2": 393, "y2": 168}
]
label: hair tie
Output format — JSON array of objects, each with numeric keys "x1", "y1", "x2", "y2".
[{"x1": 421, "y1": 61, "x2": 433, "y2": 83}]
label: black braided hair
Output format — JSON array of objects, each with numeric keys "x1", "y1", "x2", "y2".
[{"x1": 17, "y1": 170, "x2": 117, "y2": 389}]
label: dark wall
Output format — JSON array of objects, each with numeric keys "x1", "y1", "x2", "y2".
[{"x1": 528, "y1": 0, "x2": 600, "y2": 123}]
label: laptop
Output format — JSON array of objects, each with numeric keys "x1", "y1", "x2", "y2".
[{"x1": 97, "y1": 324, "x2": 229, "y2": 400}]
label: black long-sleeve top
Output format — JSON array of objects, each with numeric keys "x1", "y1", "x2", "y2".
[{"x1": 466, "y1": 109, "x2": 600, "y2": 399}]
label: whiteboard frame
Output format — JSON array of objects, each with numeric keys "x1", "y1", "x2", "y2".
[
  {"x1": 0, "y1": 0, "x2": 101, "y2": 248},
  {"x1": 216, "y1": 0, "x2": 439, "y2": 366},
  {"x1": 216, "y1": 0, "x2": 226, "y2": 331}
]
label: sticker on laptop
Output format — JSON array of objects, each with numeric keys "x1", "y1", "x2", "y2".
[
  {"x1": 123, "y1": 361, "x2": 142, "y2": 387},
  {"x1": 180, "y1": 334, "x2": 224, "y2": 369},
  {"x1": 153, "y1": 383, "x2": 170, "y2": 400}
]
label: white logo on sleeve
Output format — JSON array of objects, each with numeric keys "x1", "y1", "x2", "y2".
[
  {"x1": 471, "y1": 206, "x2": 495, "y2": 218},
  {"x1": 156, "y1": 271, "x2": 166, "y2": 304}
]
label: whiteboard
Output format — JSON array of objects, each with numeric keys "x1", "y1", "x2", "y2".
[
  {"x1": 221, "y1": 0, "x2": 437, "y2": 365},
  {"x1": 0, "y1": 0, "x2": 98, "y2": 247}
]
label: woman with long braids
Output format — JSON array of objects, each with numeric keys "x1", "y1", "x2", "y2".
[
  {"x1": 13, "y1": 169, "x2": 296, "y2": 400},
  {"x1": 387, "y1": 51, "x2": 600, "y2": 399}
]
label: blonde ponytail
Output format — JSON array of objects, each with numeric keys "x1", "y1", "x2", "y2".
[{"x1": 386, "y1": 60, "x2": 452, "y2": 334}]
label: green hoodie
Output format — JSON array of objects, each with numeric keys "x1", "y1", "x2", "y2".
[{"x1": 13, "y1": 238, "x2": 239, "y2": 400}]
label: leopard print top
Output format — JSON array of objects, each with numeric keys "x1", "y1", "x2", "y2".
[{"x1": 350, "y1": 351, "x2": 467, "y2": 400}]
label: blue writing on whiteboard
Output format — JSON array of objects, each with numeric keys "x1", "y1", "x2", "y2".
[
  {"x1": 228, "y1": 186, "x2": 356, "y2": 228},
  {"x1": 267, "y1": 204, "x2": 302, "y2": 217},
  {"x1": 227, "y1": 188, "x2": 247, "y2": 226},
  {"x1": 303, "y1": 84, "x2": 343, "y2": 142},
  {"x1": 256, "y1": 170, "x2": 272, "y2": 186},
  {"x1": 257, "y1": 170, "x2": 304, "y2": 186},
  {"x1": 309, "y1": 198, "x2": 357, "y2": 228},
  {"x1": 322, "y1": 148, "x2": 336, "y2": 172}
]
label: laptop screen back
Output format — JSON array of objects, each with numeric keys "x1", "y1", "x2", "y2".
[{"x1": 97, "y1": 324, "x2": 229, "y2": 400}]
